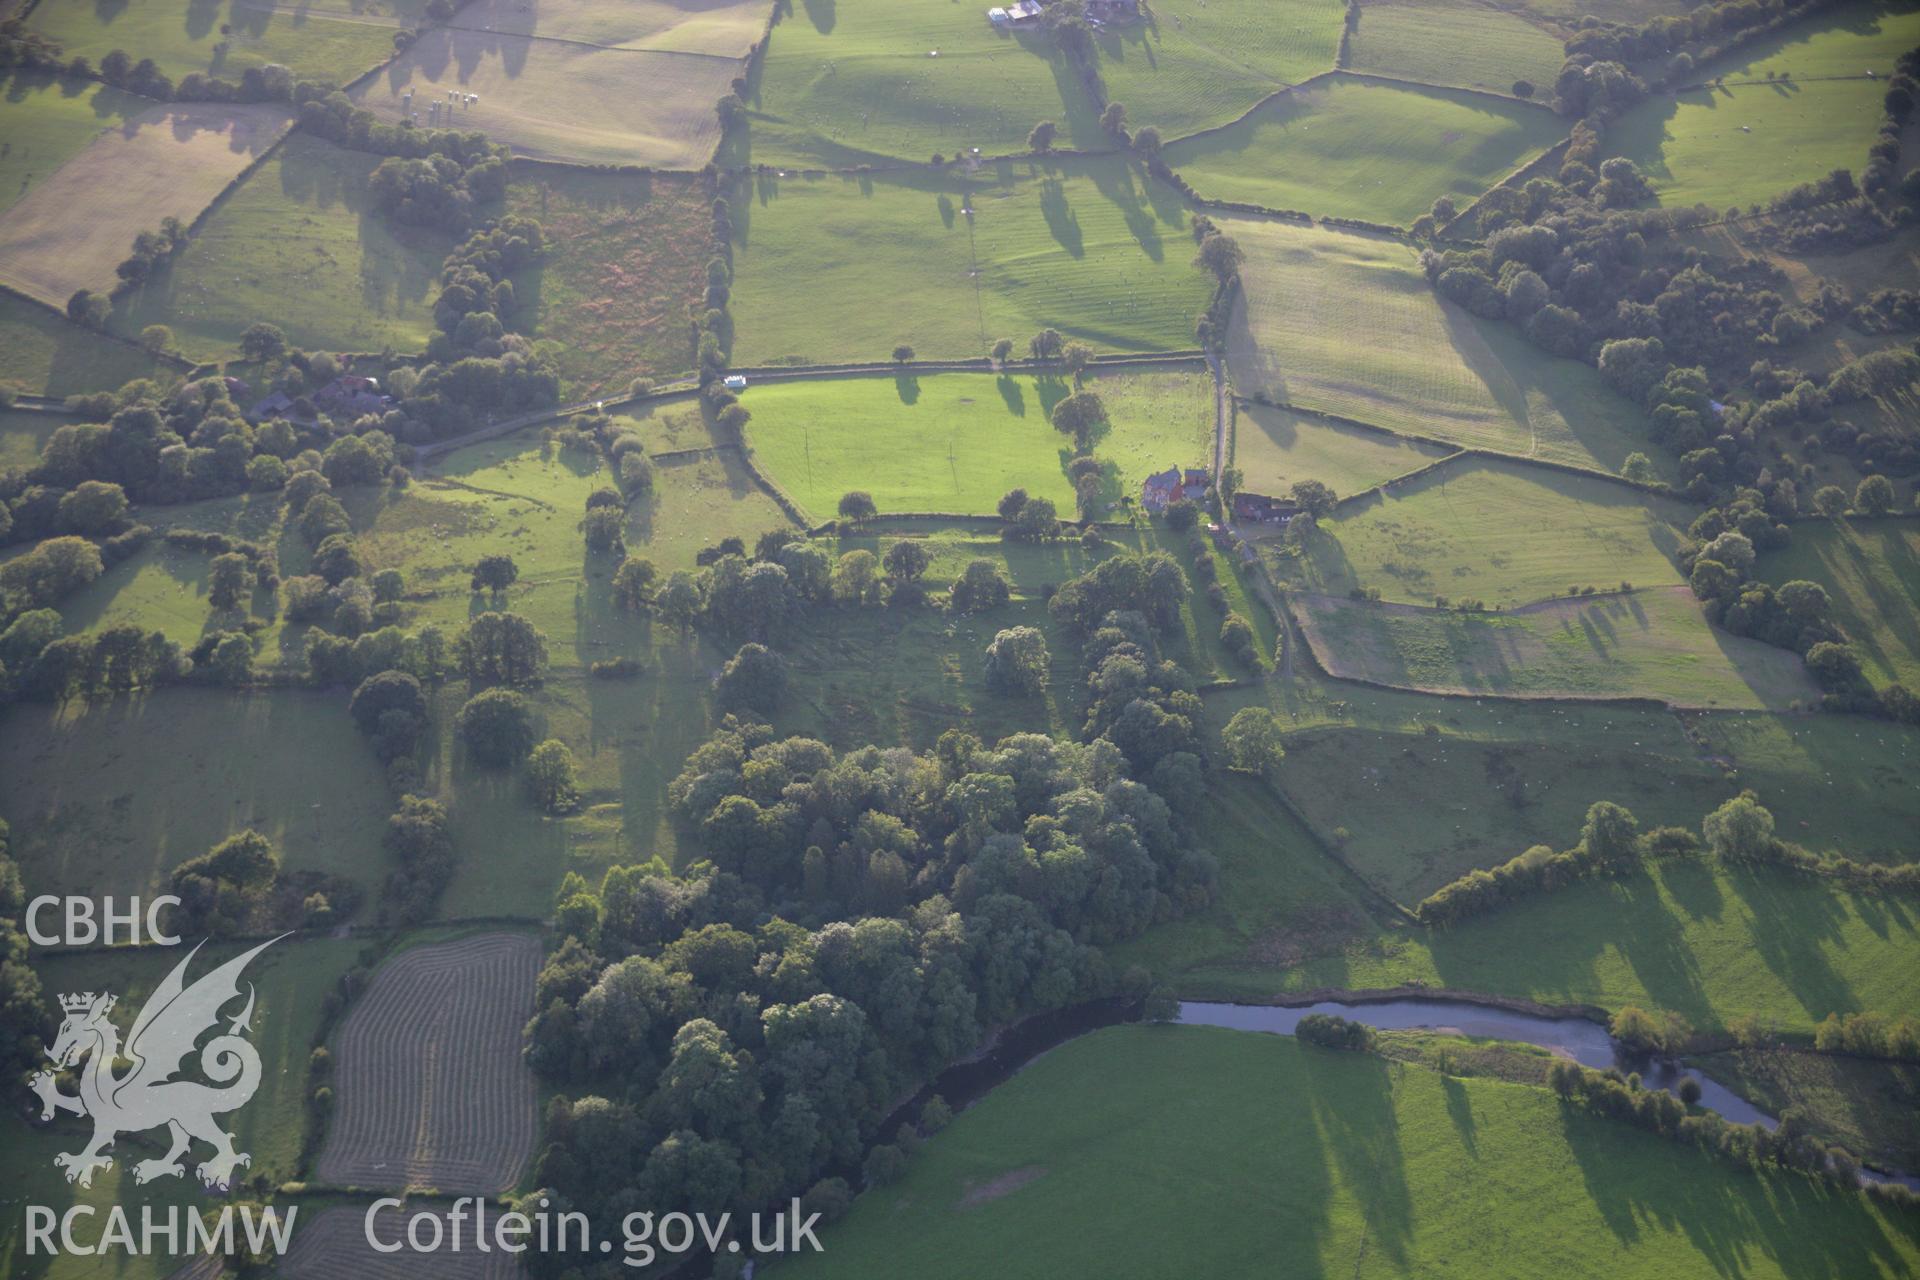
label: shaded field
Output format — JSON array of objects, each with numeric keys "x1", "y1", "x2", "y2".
[
  {"x1": 736, "y1": 0, "x2": 1099, "y2": 169},
  {"x1": 283, "y1": 1204, "x2": 528, "y2": 1279},
  {"x1": 1275, "y1": 714, "x2": 1737, "y2": 903},
  {"x1": 352, "y1": 37, "x2": 730, "y2": 167},
  {"x1": 0, "y1": 71, "x2": 156, "y2": 218},
  {"x1": 1604, "y1": 4, "x2": 1920, "y2": 212},
  {"x1": 1283, "y1": 455, "x2": 1696, "y2": 608},
  {"x1": 1084, "y1": 0, "x2": 1346, "y2": 140},
  {"x1": 506, "y1": 166, "x2": 709, "y2": 398},
  {"x1": 27, "y1": 0, "x2": 423, "y2": 85},
  {"x1": 317, "y1": 931, "x2": 541, "y2": 1193},
  {"x1": 1346, "y1": 0, "x2": 1567, "y2": 97},
  {"x1": 726, "y1": 157, "x2": 1211, "y2": 365},
  {"x1": 119, "y1": 132, "x2": 455, "y2": 359},
  {"x1": 438, "y1": 0, "x2": 767, "y2": 53},
  {"x1": 0, "y1": 288, "x2": 168, "y2": 396},
  {"x1": 1223, "y1": 217, "x2": 1661, "y2": 474},
  {"x1": 1232, "y1": 402, "x2": 1454, "y2": 497},
  {"x1": 0, "y1": 101, "x2": 292, "y2": 308},
  {"x1": 0, "y1": 937, "x2": 363, "y2": 1280},
  {"x1": 0, "y1": 688, "x2": 392, "y2": 905},
  {"x1": 1163, "y1": 74, "x2": 1565, "y2": 226},
  {"x1": 1757, "y1": 517, "x2": 1920, "y2": 691},
  {"x1": 783, "y1": 1024, "x2": 1920, "y2": 1280},
  {"x1": 742, "y1": 371, "x2": 1081, "y2": 520},
  {"x1": 1292, "y1": 586, "x2": 1820, "y2": 710},
  {"x1": 1693, "y1": 1048, "x2": 1920, "y2": 1171},
  {"x1": 0, "y1": 406, "x2": 59, "y2": 470}
]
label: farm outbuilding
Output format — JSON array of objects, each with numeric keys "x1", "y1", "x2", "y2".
[
  {"x1": 1232, "y1": 492, "x2": 1300, "y2": 525},
  {"x1": 1143, "y1": 466, "x2": 1209, "y2": 512}
]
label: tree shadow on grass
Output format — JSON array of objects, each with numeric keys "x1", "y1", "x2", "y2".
[
  {"x1": 1722, "y1": 863, "x2": 1863, "y2": 1021},
  {"x1": 1559, "y1": 1103, "x2": 1914, "y2": 1274},
  {"x1": 1302, "y1": 1049, "x2": 1413, "y2": 1269}
]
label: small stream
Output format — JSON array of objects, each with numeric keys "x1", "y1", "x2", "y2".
[{"x1": 886, "y1": 994, "x2": 1915, "y2": 1189}]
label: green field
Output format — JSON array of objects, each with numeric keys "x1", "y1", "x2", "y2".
[
  {"x1": 1292, "y1": 586, "x2": 1820, "y2": 710},
  {"x1": 1346, "y1": 0, "x2": 1568, "y2": 97},
  {"x1": 742, "y1": 373, "x2": 1080, "y2": 520},
  {"x1": 27, "y1": 0, "x2": 422, "y2": 86},
  {"x1": 1163, "y1": 74, "x2": 1565, "y2": 225},
  {"x1": 726, "y1": 158, "x2": 1212, "y2": 366},
  {"x1": 1223, "y1": 218, "x2": 1663, "y2": 474},
  {"x1": 1284, "y1": 457, "x2": 1696, "y2": 608},
  {"x1": 1756, "y1": 517, "x2": 1920, "y2": 691},
  {"x1": 1079, "y1": 362, "x2": 1216, "y2": 506},
  {"x1": 0, "y1": 936, "x2": 362, "y2": 1280},
  {"x1": 0, "y1": 290, "x2": 169, "y2": 397},
  {"x1": 0, "y1": 688, "x2": 394, "y2": 904},
  {"x1": 0, "y1": 72, "x2": 155, "y2": 218},
  {"x1": 0, "y1": 407, "x2": 59, "y2": 472},
  {"x1": 786, "y1": 1024, "x2": 1920, "y2": 1280},
  {"x1": 1604, "y1": 4, "x2": 1920, "y2": 212},
  {"x1": 506, "y1": 167, "x2": 709, "y2": 398},
  {"x1": 737, "y1": 0, "x2": 1101, "y2": 169},
  {"x1": 118, "y1": 133, "x2": 455, "y2": 359},
  {"x1": 1083, "y1": 0, "x2": 1346, "y2": 140},
  {"x1": 1233, "y1": 402, "x2": 1454, "y2": 497}
]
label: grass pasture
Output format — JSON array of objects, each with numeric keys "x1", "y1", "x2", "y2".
[
  {"x1": 784, "y1": 1024, "x2": 1920, "y2": 1280},
  {"x1": 0, "y1": 71, "x2": 156, "y2": 218},
  {"x1": 738, "y1": 0, "x2": 1100, "y2": 169},
  {"x1": 1078, "y1": 361, "x2": 1215, "y2": 503},
  {"x1": 353, "y1": 38, "x2": 730, "y2": 167},
  {"x1": 1223, "y1": 218, "x2": 1662, "y2": 475},
  {"x1": 439, "y1": 0, "x2": 768, "y2": 54},
  {"x1": 726, "y1": 158, "x2": 1211, "y2": 365},
  {"x1": 0, "y1": 289, "x2": 168, "y2": 396},
  {"x1": 317, "y1": 931, "x2": 540, "y2": 1194},
  {"x1": 1292, "y1": 586, "x2": 1820, "y2": 709},
  {"x1": 0, "y1": 407, "x2": 59, "y2": 471},
  {"x1": 0, "y1": 688, "x2": 393, "y2": 905},
  {"x1": 742, "y1": 372, "x2": 1080, "y2": 520},
  {"x1": 1232, "y1": 402, "x2": 1454, "y2": 497},
  {"x1": 27, "y1": 0, "x2": 423, "y2": 86},
  {"x1": 506, "y1": 166, "x2": 710, "y2": 397},
  {"x1": 1345, "y1": 0, "x2": 1568, "y2": 97},
  {"x1": 1083, "y1": 0, "x2": 1346, "y2": 141},
  {"x1": 118, "y1": 132, "x2": 455, "y2": 359},
  {"x1": 0, "y1": 101, "x2": 292, "y2": 309},
  {"x1": 1294, "y1": 855, "x2": 1920, "y2": 1032},
  {"x1": 1162, "y1": 73, "x2": 1565, "y2": 226},
  {"x1": 1284, "y1": 456, "x2": 1695, "y2": 608},
  {"x1": 1757, "y1": 517, "x2": 1920, "y2": 690},
  {"x1": 1275, "y1": 714, "x2": 1735, "y2": 903},
  {"x1": 1604, "y1": 4, "x2": 1920, "y2": 212}
]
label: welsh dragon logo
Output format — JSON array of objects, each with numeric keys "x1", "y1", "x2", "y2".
[{"x1": 30, "y1": 937, "x2": 282, "y2": 1191}]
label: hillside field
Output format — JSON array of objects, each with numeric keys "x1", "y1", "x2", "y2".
[
  {"x1": 0, "y1": 72, "x2": 156, "y2": 218},
  {"x1": 726, "y1": 158, "x2": 1212, "y2": 365},
  {"x1": 738, "y1": 0, "x2": 1101, "y2": 169},
  {"x1": 0, "y1": 101, "x2": 292, "y2": 309},
  {"x1": 1604, "y1": 4, "x2": 1920, "y2": 211},
  {"x1": 117, "y1": 132, "x2": 456, "y2": 359},
  {"x1": 784, "y1": 1024, "x2": 1920, "y2": 1280},
  {"x1": 1223, "y1": 217, "x2": 1663, "y2": 475},
  {"x1": 1346, "y1": 0, "x2": 1568, "y2": 96},
  {"x1": 1162, "y1": 74, "x2": 1566, "y2": 226},
  {"x1": 1291, "y1": 586, "x2": 1820, "y2": 709},
  {"x1": 1232, "y1": 402, "x2": 1456, "y2": 496},
  {"x1": 1757, "y1": 517, "x2": 1920, "y2": 691},
  {"x1": 1284, "y1": 456, "x2": 1696, "y2": 607},
  {"x1": 26, "y1": 0, "x2": 423, "y2": 84},
  {"x1": 1084, "y1": 0, "x2": 1347, "y2": 141},
  {"x1": 352, "y1": 40, "x2": 731, "y2": 167}
]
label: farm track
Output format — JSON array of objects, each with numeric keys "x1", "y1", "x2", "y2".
[{"x1": 316, "y1": 932, "x2": 541, "y2": 1195}]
